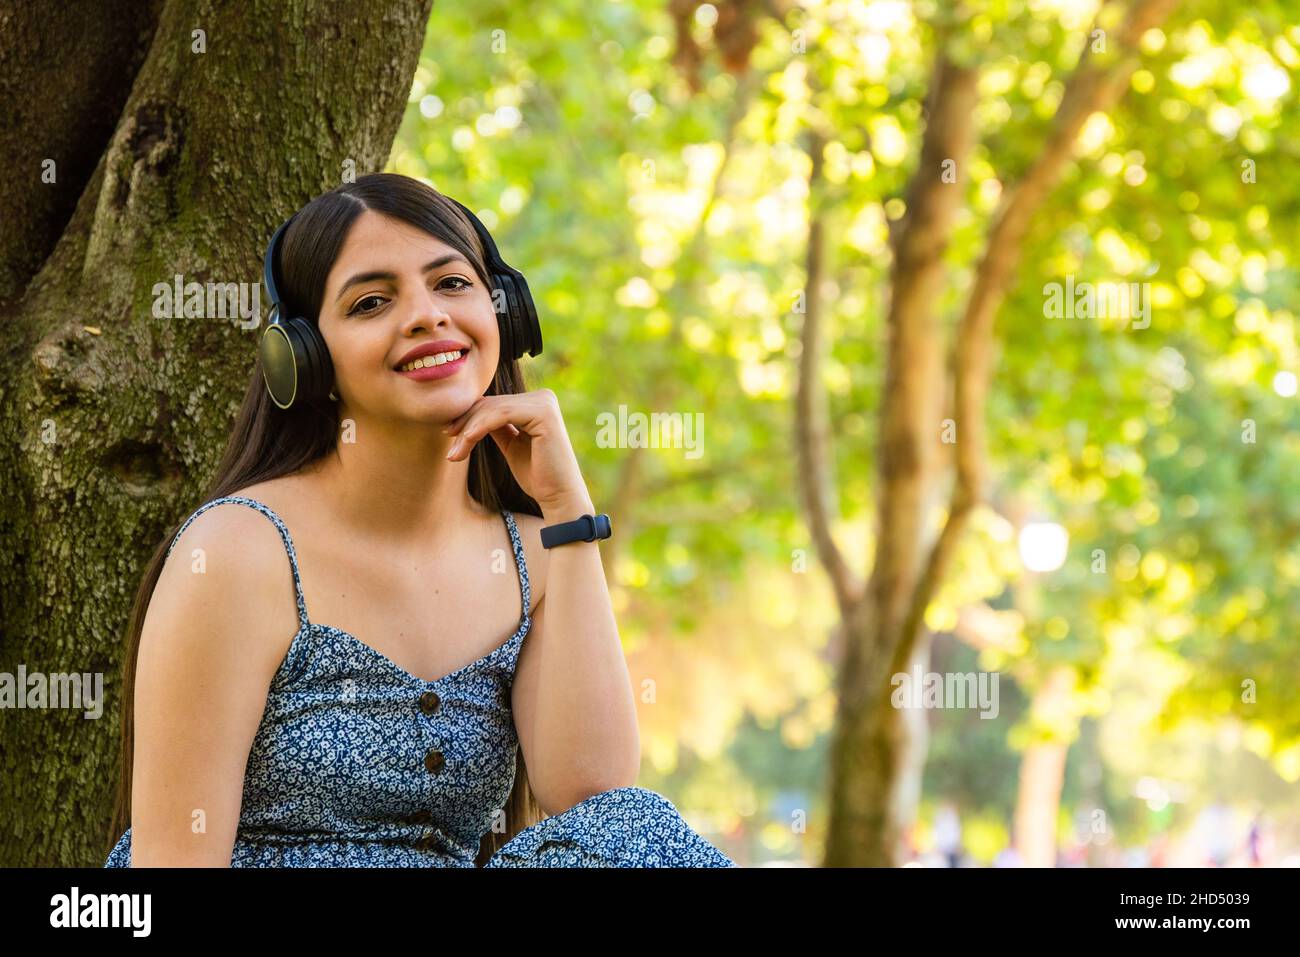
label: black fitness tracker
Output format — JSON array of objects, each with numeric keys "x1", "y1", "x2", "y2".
[{"x1": 540, "y1": 513, "x2": 613, "y2": 549}]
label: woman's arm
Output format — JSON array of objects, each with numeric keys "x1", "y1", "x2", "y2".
[
  {"x1": 510, "y1": 493, "x2": 641, "y2": 817},
  {"x1": 128, "y1": 507, "x2": 299, "y2": 866},
  {"x1": 444, "y1": 389, "x2": 642, "y2": 814}
]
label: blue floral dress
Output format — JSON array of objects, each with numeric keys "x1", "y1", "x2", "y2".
[{"x1": 105, "y1": 495, "x2": 735, "y2": 868}]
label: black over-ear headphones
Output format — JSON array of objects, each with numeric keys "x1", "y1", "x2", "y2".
[{"x1": 259, "y1": 197, "x2": 543, "y2": 410}]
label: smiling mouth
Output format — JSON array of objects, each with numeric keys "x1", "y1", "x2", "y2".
[
  {"x1": 396, "y1": 348, "x2": 469, "y2": 373},
  {"x1": 395, "y1": 348, "x2": 470, "y2": 380}
]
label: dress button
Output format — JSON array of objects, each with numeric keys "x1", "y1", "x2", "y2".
[
  {"x1": 418, "y1": 691, "x2": 441, "y2": 715},
  {"x1": 424, "y1": 748, "x2": 445, "y2": 774}
]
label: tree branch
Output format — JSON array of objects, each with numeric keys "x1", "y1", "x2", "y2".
[
  {"x1": 899, "y1": 0, "x2": 1181, "y2": 668},
  {"x1": 795, "y1": 122, "x2": 865, "y2": 617}
]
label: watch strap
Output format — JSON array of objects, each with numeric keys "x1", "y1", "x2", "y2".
[{"x1": 540, "y1": 513, "x2": 612, "y2": 548}]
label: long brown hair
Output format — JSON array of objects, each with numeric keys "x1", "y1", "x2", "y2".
[{"x1": 108, "y1": 173, "x2": 544, "y2": 866}]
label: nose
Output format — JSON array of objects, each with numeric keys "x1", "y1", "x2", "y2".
[{"x1": 397, "y1": 279, "x2": 453, "y2": 338}]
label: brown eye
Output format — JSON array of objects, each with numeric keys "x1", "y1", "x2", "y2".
[
  {"x1": 349, "y1": 294, "x2": 387, "y2": 315},
  {"x1": 440, "y1": 276, "x2": 472, "y2": 291}
]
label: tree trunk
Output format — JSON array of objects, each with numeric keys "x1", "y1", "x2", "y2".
[
  {"x1": 1012, "y1": 665, "x2": 1076, "y2": 867},
  {"x1": 0, "y1": 0, "x2": 433, "y2": 866},
  {"x1": 888, "y1": 633, "x2": 932, "y2": 860},
  {"x1": 1014, "y1": 741, "x2": 1069, "y2": 867},
  {"x1": 821, "y1": 52, "x2": 979, "y2": 868}
]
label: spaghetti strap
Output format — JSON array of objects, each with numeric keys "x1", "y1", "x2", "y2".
[
  {"x1": 166, "y1": 495, "x2": 311, "y2": 631},
  {"x1": 499, "y1": 509, "x2": 531, "y2": 623}
]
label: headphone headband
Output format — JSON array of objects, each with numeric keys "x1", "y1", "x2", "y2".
[{"x1": 262, "y1": 213, "x2": 295, "y2": 324}]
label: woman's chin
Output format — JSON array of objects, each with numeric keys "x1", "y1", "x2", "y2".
[{"x1": 391, "y1": 397, "x2": 471, "y2": 426}]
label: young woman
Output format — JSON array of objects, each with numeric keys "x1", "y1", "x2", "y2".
[{"x1": 104, "y1": 172, "x2": 735, "y2": 868}]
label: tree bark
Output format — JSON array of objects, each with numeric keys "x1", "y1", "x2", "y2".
[{"x1": 0, "y1": 0, "x2": 433, "y2": 866}]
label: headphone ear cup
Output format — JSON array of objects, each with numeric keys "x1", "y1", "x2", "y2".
[
  {"x1": 288, "y1": 315, "x2": 334, "y2": 401},
  {"x1": 260, "y1": 314, "x2": 333, "y2": 409},
  {"x1": 495, "y1": 272, "x2": 523, "y2": 361},
  {"x1": 260, "y1": 320, "x2": 299, "y2": 410},
  {"x1": 497, "y1": 272, "x2": 542, "y2": 360},
  {"x1": 510, "y1": 272, "x2": 542, "y2": 357}
]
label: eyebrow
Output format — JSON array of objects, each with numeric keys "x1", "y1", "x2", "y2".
[{"x1": 333, "y1": 254, "x2": 471, "y2": 304}]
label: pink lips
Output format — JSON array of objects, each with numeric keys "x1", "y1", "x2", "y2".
[{"x1": 395, "y1": 351, "x2": 468, "y2": 381}]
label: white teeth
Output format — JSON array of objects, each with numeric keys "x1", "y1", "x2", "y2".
[{"x1": 400, "y1": 350, "x2": 464, "y2": 372}]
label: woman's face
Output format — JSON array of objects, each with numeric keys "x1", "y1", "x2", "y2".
[{"x1": 317, "y1": 209, "x2": 499, "y2": 423}]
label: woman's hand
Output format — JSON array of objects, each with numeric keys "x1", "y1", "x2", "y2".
[{"x1": 442, "y1": 389, "x2": 593, "y2": 516}]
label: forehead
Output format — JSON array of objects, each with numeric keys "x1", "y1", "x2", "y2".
[{"x1": 327, "y1": 210, "x2": 462, "y2": 284}]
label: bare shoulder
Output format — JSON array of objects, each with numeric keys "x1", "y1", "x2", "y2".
[
  {"x1": 159, "y1": 470, "x2": 329, "y2": 623},
  {"x1": 161, "y1": 494, "x2": 298, "y2": 620},
  {"x1": 509, "y1": 511, "x2": 550, "y2": 609},
  {"x1": 145, "y1": 493, "x2": 304, "y2": 685}
]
